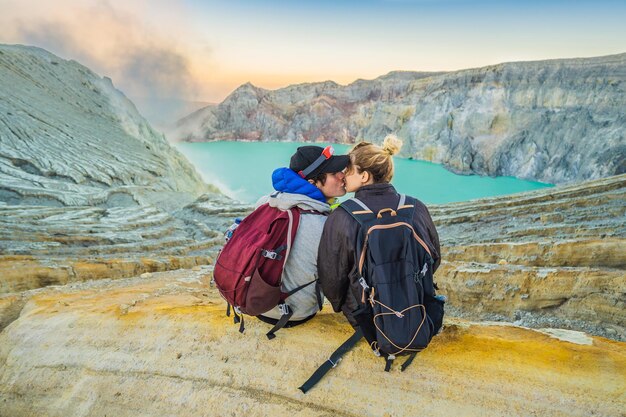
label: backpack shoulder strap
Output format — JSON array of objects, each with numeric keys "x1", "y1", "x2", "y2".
[
  {"x1": 339, "y1": 198, "x2": 376, "y2": 226},
  {"x1": 396, "y1": 194, "x2": 416, "y2": 221},
  {"x1": 283, "y1": 207, "x2": 300, "y2": 265},
  {"x1": 395, "y1": 195, "x2": 432, "y2": 257},
  {"x1": 298, "y1": 328, "x2": 363, "y2": 393}
]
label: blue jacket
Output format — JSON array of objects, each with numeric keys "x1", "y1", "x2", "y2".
[{"x1": 272, "y1": 167, "x2": 326, "y2": 203}]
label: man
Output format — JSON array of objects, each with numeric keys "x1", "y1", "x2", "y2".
[{"x1": 255, "y1": 145, "x2": 349, "y2": 327}]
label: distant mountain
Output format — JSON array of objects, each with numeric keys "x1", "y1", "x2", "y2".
[
  {"x1": 175, "y1": 56, "x2": 626, "y2": 184},
  {"x1": 0, "y1": 44, "x2": 209, "y2": 208}
]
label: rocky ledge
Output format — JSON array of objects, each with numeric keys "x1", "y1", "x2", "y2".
[
  {"x1": 0, "y1": 193, "x2": 251, "y2": 296},
  {"x1": 2, "y1": 175, "x2": 623, "y2": 340},
  {"x1": 433, "y1": 173, "x2": 626, "y2": 340},
  {"x1": 176, "y1": 54, "x2": 626, "y2": 185},
  {"x1": 1, "y1": 270, "x2": 624, "y2": 417}
]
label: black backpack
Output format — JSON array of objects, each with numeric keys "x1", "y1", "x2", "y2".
[{"x1": 299, "y1": 195, "x2": 444, "y2": 393}]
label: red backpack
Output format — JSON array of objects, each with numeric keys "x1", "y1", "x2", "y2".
[{"x1": 214, "y1": 202, "x2": 312, "y2": 339}]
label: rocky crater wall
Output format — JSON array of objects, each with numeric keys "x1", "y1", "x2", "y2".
[
  {"x1": 0, "y1": 44, "x2": 210, "y2": 208},
  {"x1": 0, "y1": 44, "x2": 248, "y2": 292},
  {"x1": 176, "y1": 54, "x2": 626, "y2": 184}
]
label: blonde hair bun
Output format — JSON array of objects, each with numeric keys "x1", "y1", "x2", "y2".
[{"x1": 382, "y1": 134, "x2": 403, "y2": 156}]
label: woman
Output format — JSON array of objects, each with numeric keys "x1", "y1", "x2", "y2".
[{"x1": 317, "y1": 134, "x2": 441, "y2": 330}]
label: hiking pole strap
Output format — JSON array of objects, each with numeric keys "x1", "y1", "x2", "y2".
[
  {"x1": 400, "y1": 352, "x2": 418, "y2": 372},
  {"x1": 266, "y1": 304, "x2": 294, "y2": 340},
  {"x1": 298, "y1": 328, "x2": 363, "y2": 394}
]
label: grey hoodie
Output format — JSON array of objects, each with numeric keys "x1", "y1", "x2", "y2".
[{"x1": 255, "y1": 192, "x2": 329, "y2": 321}]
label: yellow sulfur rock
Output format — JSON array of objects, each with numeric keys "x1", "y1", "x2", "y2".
[{"x1": 0, "y1": 270, "x2": 624, "y2": 417}]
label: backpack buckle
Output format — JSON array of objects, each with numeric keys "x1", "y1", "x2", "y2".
[
  {"x1": 278, "y1": 303, "x2": 291, "y2": 316},
  {"x1": 262, "y1": 250, "x2": 277, "y2": 260},
  {"x1": 358, "y1": 277, "x2": 369, "y2": 290},
  {"x1": 328, "y1": 357, "x2": 341, "y2": 368}
]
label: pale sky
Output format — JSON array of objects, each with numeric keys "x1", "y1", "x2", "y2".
[{"x1": 1, "y1": 0, "x2": 625, "y2": 103}]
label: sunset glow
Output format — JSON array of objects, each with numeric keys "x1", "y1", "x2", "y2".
[{"x1": 1, "y1": 0, "x2": 625, "y2": 103}]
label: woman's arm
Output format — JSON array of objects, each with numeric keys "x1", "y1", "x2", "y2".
[
  {"x1": 413, "y1": 200, "x2": 441, "y2": 272},
  {"x1": 424, "y1": 205, "x2": 441, "y2": 272},
  {"x1": 317, "y1": 208, "x2": 355, "y2": 313}
]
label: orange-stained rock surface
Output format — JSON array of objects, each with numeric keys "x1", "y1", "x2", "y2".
[{"x1": 1, "y1": 270, "x2": 624, "y2": 417}]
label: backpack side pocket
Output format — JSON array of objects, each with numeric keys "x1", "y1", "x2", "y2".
[
  {"x1": 244, "y1": 269, "x2": 282, "y2": 316},
  {"x1": 424, "y1": 294, "x2": 445, "y2": 337}
]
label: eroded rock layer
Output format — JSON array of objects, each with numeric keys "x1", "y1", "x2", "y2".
[
  {"x1": 2, "y1": 175, "x2": 624, "y2": 340},
  {"x1": 0, "y1": 193, "x2": 251, "y2": 294},
  {"x1": 0, "y1": 270, "x2": 624, "y2": 417},
  {"x1": 433, "y1": 173, "x2": 626, "y2": 340}
]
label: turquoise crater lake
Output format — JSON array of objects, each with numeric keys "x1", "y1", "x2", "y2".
[{"x1": 176, "y1": 141, "x2": 553, "y2": 204}]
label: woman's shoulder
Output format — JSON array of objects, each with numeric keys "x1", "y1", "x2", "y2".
[
  {"x1": 405, "y1": 195, "x2": 437, "y2": 234},
  {"x1": 413, "y1": 196, "x2": 429, "y2": 206},
  {"x1": 402, "y1": 194, "x2": 430, "y2": 210}
]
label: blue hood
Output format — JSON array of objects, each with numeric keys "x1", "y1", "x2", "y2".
[{"x1": 272, "y1": 167, "x2": 326, "y2": 203}]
